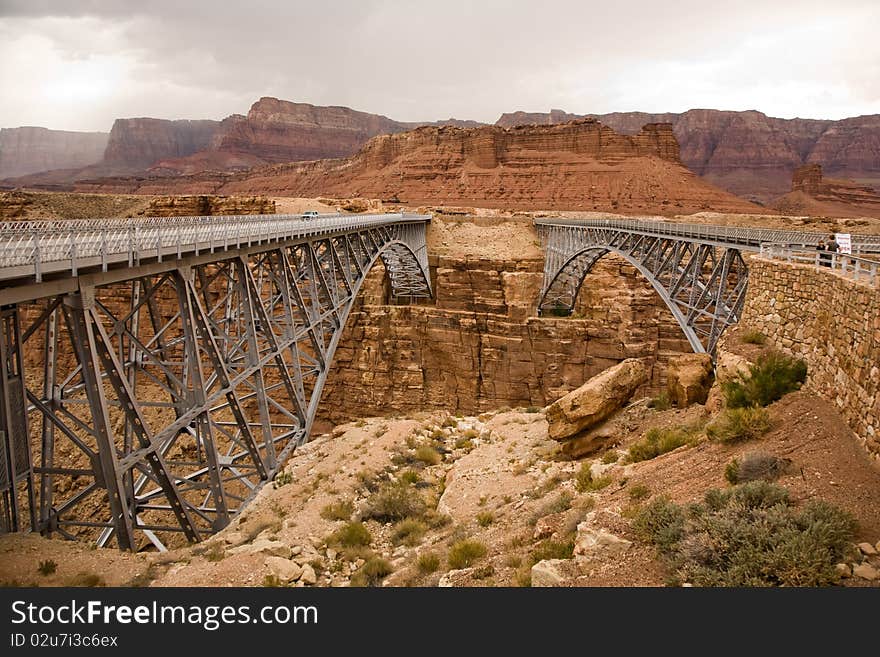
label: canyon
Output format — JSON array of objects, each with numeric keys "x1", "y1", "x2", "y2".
[
  {"x1": 497, "y1": 109, "x2": 880, "y2": 203},
  {"x1": 772, "y1": 164, "x2": 880, "y2": 218},
  {"x1": 73, "y1": 120, "x2": 759, "y2": 215}
]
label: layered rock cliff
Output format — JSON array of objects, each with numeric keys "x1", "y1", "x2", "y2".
[
  {"x1": 772, "y1": 164, "x2": 880, "y2": 218},
  {"x1": 0, "y1": 127, "x2": 108, "y2": 179},
  {"x1": 497, "y1": 109, "x2": 880, "y2": 201},
  {"x1": 80, "y1": 119, "x2": 757, "y2": 215},
  {"x1": 151, "y1": 98, "x2": 485, "y2": 174},
  {"x1": 318, "y1": 237, "x2": 692, "y2": 426},
  {"x1": 103, "y1": 117, "x2": 221, "y2": 168}
]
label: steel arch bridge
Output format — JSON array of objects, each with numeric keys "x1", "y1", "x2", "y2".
[
  {"x1": 0, "y1": 213, "x2": 431, "y2": 550},
  {"x1": 536, "y1": 218, "x2": 880, "y2": 355}
]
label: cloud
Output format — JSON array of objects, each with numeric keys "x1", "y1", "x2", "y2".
[{"x1": 1, "y1": 0, "x2": 878, "y2": 131}]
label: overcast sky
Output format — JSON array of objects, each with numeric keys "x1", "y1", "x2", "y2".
[{"x1": 1, "y1": 0, "x2": 878, "y2": 132}]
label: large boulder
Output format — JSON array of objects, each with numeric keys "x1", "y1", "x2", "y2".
[
  {"x1": 544, "y1": 359, "x2": 648, "y2": 442},
  {"x1": 666, "y1": 353, "x2": 714, "y2": 407}
]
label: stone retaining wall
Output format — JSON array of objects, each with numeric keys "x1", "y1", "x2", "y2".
[{"x1": 740, "y1": 257, "x2": 880, "y2": 459}]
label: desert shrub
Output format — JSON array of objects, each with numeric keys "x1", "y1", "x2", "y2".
[
  {"x1": 328, "y1": 521, "x2": 372, "y2": 548},
  {"x1": 525, "y1": 406, "x2": 542, "y2": 413},
  {"x1": 350, "y1": 557, "x2": 393, "y2": 587},
  {"x1": 531, "y1": 492, "x2": 573, "y2": 524},
  {"x1": 37, "y1": 560, "x2": 57, "y2": 576},
  {"x1": 391, "y1": 518, "x2": 427, "y2": 546},
  {"x1": 416, "y1": 552, "x2": 441, "y2": 574},
  {"x1": 454, "y1": 437, "x2": 474, "y2": 451},
  {"x1": 262, "y1": 574, "x2": 284, "y2": 587},
  {"x1": 707, "y1": 407, "x2": 771, "y2": 444},
  {"x1": 725, "y1": 452, "x2": 793, "y2": 484},
  {"x1": 601, "y1": 450, "x2": 619, "y2": 465},
  {"x1": 273, "y1": 470, "x2": 293, "y2": 489},
  {"x1": 448, "y1": 540, "x2": 488, "y2": 569},
  {"x1": 504, "y1": 554, "x2": 522, "y2": 568},
  {"x1": 68, "y1": 572, "x2": 106, "y2": 587},
  {"x1": 320, "y1": 500, "x2": 354, "y2": 521},
  {"x1": 628, "y1": 483, "x2": 651, "y2": 502},
  {"x1": 575, "y1": 463, "x2": 612, "y2": 492},
  {"x1": 399, "y1": 469, "x2": 421, "y2": 485},
  {"x1": 364, "y1": 481, "x2": 426, "y2": 522},
  {"x1": 441, "y1": 417, "x2": 458, "y2": 428},
  {"x1": 740, "y1": 329, "x2": 767, "y2": 345},
  {"x1": 529, "y1": 537, "x2": 575, "y2": 565},
  {"x1": 635, "y1": 483, "x2": 856, "y2": 586},
  {"x1": 627, "y1": 426, "x2": 697, "y2": 463},
  {"x1": 476, "y1": 511, "x2": 495, "y2": 527},
  {"x1": 722, "y1": 351, "x2": 807, "y2": 408},
  {"x1": 648, "y1": 391, "x2": 672, "y2": 410},
  {"x1": 415, "y1": 445, "x2": 442, "y2": 466},
  {"x1": 513, "y1": 566, "x2": 532, "y2": 587}
]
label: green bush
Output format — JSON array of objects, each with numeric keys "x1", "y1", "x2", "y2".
[
  {"x1": 574, "y1": 463, "x2": 612, "y2": 492},
  {"x1": 476, "y1": 511, "x2": 495, "y2": 527},
  {"x1": 740, "y1": 329, "x2": 767, "y2": 345},
  {"x1": 627, "y1": 426, "x2": 697, "y2": 463},
  {"x1": 320, "y1": 500, "x2": 354, "y2": 521},
  {"x1": 416, "y1": 552, "x2": 441, "y2": 574},
  {"x1": 601, "y1": 450, "x2": 619, "y2": 465},
  {"x1": 328, "y1": 521, "x2": 372, "y2": 548},
  {"x1": 628, "y1": 484, "x2": 651, "y2": 502},
  {"x1": 722, "y1": 351, "x2": 807, "y2": 408},
  {"x1": 415, "y1": 445, "x2": 442, "y2": 465},
  {"x1": 364, "y1": 481, "x2": 427, "y2": 522},
  {"x1": 707, "y1": 407, "x2": 772, "y2": 444},
  {"x1": 391, "y1": 518, "x2": 427, "y2": 546},
  {"x1": 350, "y1": 557, "x2": 393, "y2": 587},
  {"x1": 634, "y1": 483, "x2": 856, "y2": 586},
  {"x1": 529, "y1": 537, "x2": 575, "y2": 565},
  {"x1": 725, "y1": 452, "x2": 793, "y2": 484},
  {"x1": 37, "y1": 560, "x2": 57, "y2": 576},
  {"x1": 448, "y1": 540, "x2": 488, "y2": 569}
]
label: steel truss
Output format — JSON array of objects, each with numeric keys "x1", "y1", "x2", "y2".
[
  {"x1": 0, "y1": 221, "x2": 431, "y2": 550},
  {"x1": 537, "y1": 223, "x2": 748, "y2": 355}
]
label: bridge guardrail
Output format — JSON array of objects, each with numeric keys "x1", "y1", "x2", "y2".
[
  {"x1": 0, "y1": 212, "x2": 430, "y2": 282},
  {"x1": 533, "y1": 217, "x2": 880, "y2": 253},
  {"x1": 759, "y1": 242, "x2": 880, "y2": 287}
]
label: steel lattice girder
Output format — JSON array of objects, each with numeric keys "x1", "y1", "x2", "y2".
[
  {"x1": 536, "y1": 224, "x2": 748, "y2": 355},
  {"x1": 0, "y1": 222, "x2": 431, "y2": 550}
]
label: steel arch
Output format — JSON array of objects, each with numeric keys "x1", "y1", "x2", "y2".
[
  {"x1": 536, "y1": 223, "x2": 749, "y2": 355},
  {"x1": 0, "y1": 216, "x2": 431, "y2": 550}
]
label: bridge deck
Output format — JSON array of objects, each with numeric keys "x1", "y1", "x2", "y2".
[
  {"x1": 534, "y1": 217, "x2": 880, "y2": 253},
  {"x1": 0, "y1": 212, "x2": 431, "y2": 285}
]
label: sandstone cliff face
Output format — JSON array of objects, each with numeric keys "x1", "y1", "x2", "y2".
[
  {"x1": 0, "y1": 127, "x2": 108, "y2": 179},
  {"x1": 103, "y1": 118, "x2": 221, "y2": 168},
  {"x1": 772, "y1": 164, "x2": 880, "y2": 218},
  {"x1": 144, "y1": 195, "x2": 275, "y2": 216},
  {"x1": 317, "y1": 252, "x2": 693, "y2": 426},
  {"x1": 497, "y1": 108, "x2": 880, "y2": 201},
  {"x1": 90, "y1": 119, "x2": 755, "y2": 215}
]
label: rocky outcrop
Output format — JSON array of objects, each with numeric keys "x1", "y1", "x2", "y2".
[
  {"x1": 152, "y1": 98, "x2": 487, "y2": 175},
  {"x1": 145, "y1": 195, "x2": 275, "y2": 216},
  {"x1": 773, "y1": 164, "x2": 880, "y2": 217},
  {"x1": 496, "y1": 108, "x2": 880, "y2": 201},
  {"x1": 83, "y1": 120, "x2": 758, "y2": 215},
  {"x1": 666, "y1": 353, "x2": 714, "y2": 407},
  {"x1": 0, "y1": 127, "x2": 108, "y2": 179},
  {"x1": 103, "y1": 118, "x2": 220, "y2": 169},
  {"x1": 544, "y1": 359, "x2": 649, "y2": 441},
  {"x1": 317, "y1": 252, "x2": 692, "y2": 427}
]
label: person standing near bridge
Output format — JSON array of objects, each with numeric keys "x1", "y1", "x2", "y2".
[
  {"x1": 817, "y1": 238, "x2": 830, "y2": 267},
  {"x1": 826, "y1": 233, "x2": 839, "y2": 267}
]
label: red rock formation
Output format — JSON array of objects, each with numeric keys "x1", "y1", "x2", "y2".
[
  {"x1": 76, "y1": 120, "x2": 759, "y2": 215},
  {"x1": 0, "y1": 127, "x2": 108, "y2": 179},
  {"x1": 773, "y1": 164, "x2": 880, "y2": 218},
  {"x1": 103, "y1": 118, "x2": 220, "y2": 168},
  {"x1": 497, "y1": 109, "x2": 880, "y2": 202}
]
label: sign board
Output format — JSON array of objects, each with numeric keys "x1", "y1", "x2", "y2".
[{"x1": 835, "y1": 233, "x2": 852, "y2": 254}]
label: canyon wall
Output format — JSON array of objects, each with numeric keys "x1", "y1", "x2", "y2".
[
  {"x1": 773, "y1": 164, "x2": 880, "y2": 218},
  {"x1": 103, "y1": 118, "x2": 221, "y2": 169},
  {"x1": 0, "y1": 127, "x2": 108, "y2": 179},
  {"x1": 739, "y1": 258, "x2": 880, "y2": 459},
  {"x1": 82, "y1": 120, "x2": 758, "y2": 215},
  {"x1": 317, "y1": 251, "x2": 692, "y2": 425},
  {"x1": 497, "y1": 109, "x2": 880, "y2": 201}
]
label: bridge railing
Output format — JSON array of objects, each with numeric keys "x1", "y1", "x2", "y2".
[
  {"x1": 534, "y1": 217, "x2": 880, "y2": 253},
  {"x1": 0, "y1": 212, "x2": 430, "y2": 281},
  {"x1": 759, "y1": 242, "x2": 880, "y2": 287}
]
